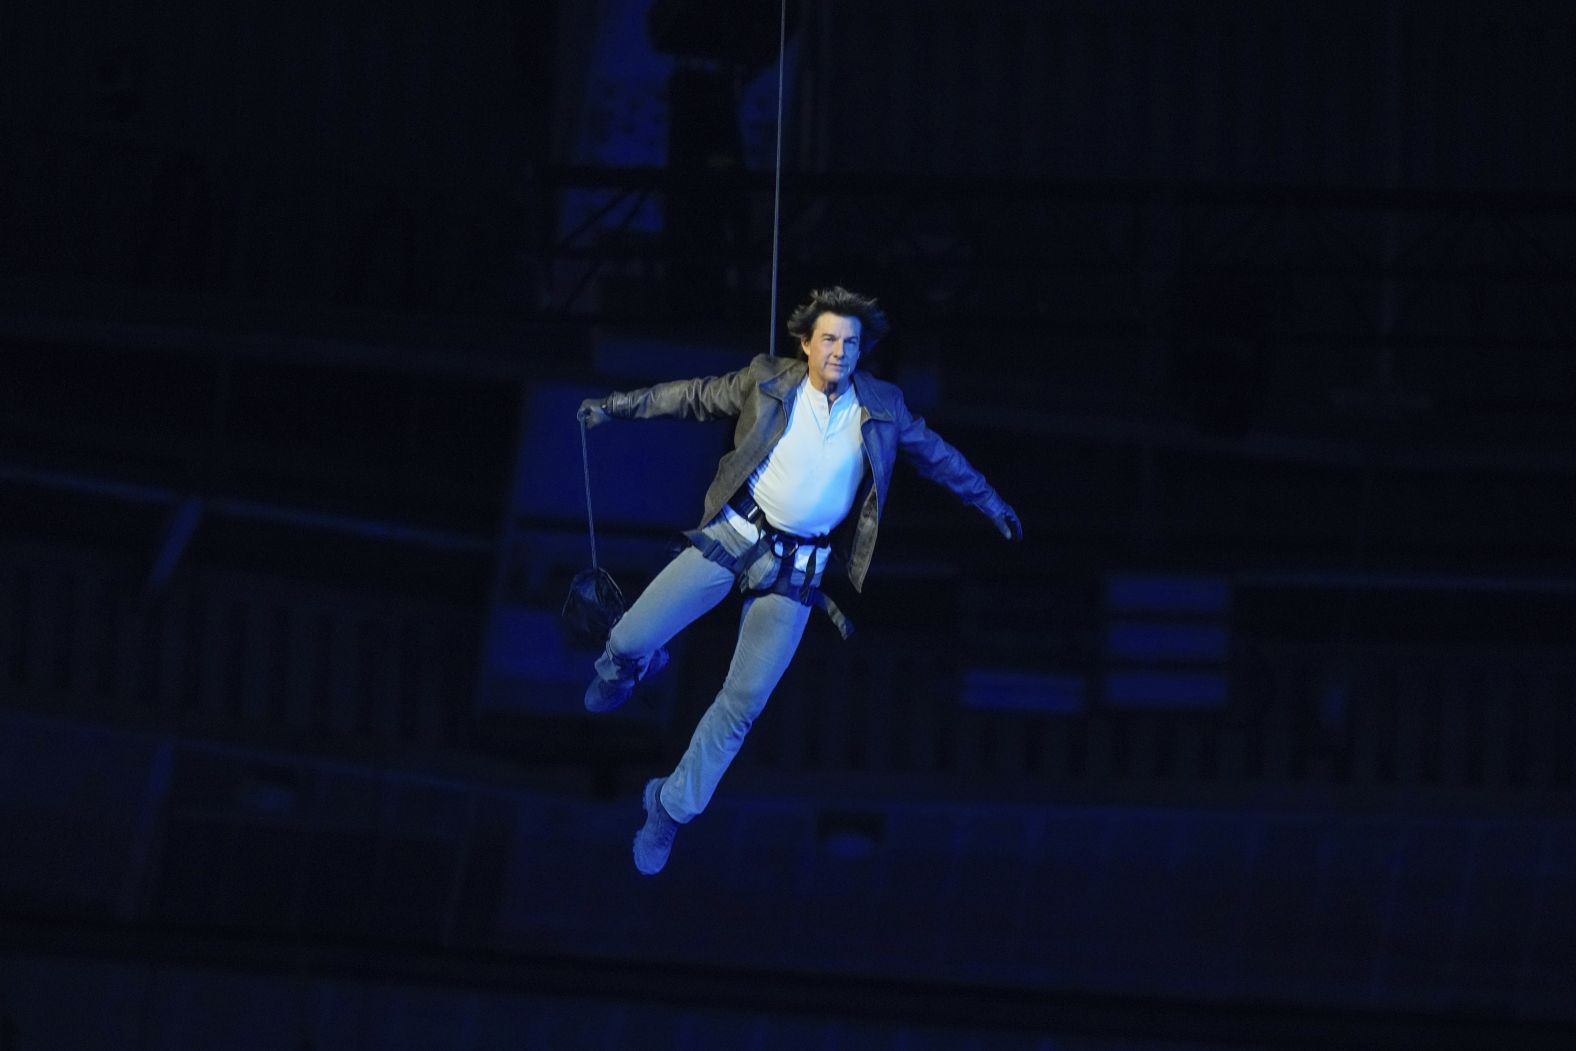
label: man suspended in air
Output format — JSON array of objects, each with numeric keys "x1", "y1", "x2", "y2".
[{"x1": 578, "y1": 286, "x2": 1021, "y2": 875}]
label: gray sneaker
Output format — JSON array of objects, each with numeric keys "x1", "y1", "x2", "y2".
[
  {"x1": 632, "y1": 777, "x2": 679, "y2": 875},
  {"x1": 583, "y1": 647, "x2": 670, "y2": 713},
  {"x1": 583, "y1": 676, "x2": 634, "y2": 713}
]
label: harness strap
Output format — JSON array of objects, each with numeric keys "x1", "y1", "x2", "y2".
[
  {"x1": 682, "y1": 521, "x2": 854, "y2": 641},
  {"x1": 759, "y1": 570, "x2": 851, "y2": 640},
  {"x1": 728, "y1": 491, "x2": 832, "y2": 549}
]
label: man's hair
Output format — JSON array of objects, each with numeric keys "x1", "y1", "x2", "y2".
[{"x1": 785, "y1": 286, "x2": 890, "y2": 357}]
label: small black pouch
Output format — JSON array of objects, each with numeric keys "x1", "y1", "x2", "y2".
[{"x1": 560, "y1": 566, "x2": 626, "y2": 648}]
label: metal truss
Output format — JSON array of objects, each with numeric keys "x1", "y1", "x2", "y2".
[{"x1": 542, "y1": 163, "x2": 1576, "y2": 371}]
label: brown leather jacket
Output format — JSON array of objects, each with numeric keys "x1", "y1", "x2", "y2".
[{"x1": 602, "y1": 354, "x2": 1010, "y2": 593}]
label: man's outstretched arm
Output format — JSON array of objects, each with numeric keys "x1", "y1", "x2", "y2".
[
  {"x1": 578, "y1": 365, "x2": 757, "y2": 428},
  {"x1": 894, "y1": 396, "x2": 1022, "y2": 541}
]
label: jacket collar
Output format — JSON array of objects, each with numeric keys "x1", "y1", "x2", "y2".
[
  {"x1": 850, "y1": 369, "x2": 897, "y2": 421},
  {"x1": 758, "y1": 357, "x2": 806, "y2": 402},
  {"x1": 758, "y1": 357, "x2": 897, "y2": 422}
]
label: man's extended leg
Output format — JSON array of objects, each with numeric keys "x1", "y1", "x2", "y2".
[
  {"x1": 634, "y1": 590, "x2": 810, "y2": 874},
  {"x1": 585, "y1": 546, "x2": 734, "y2": 712},
  {"x1": 660, "y1": 590, "x2": 812, "y2": 822}
]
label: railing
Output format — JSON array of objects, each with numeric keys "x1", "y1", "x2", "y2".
[
  {"x1": 736, "y1": 637, "x2": 1575, "y2": 798},
  {"x1": 5, "y1": 537, "x2": 1572, "y2": 804},
  {"x1": 0, "y1": 540, "x2": 478, "y2": 755}
]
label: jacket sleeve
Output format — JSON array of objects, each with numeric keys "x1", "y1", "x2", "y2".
[
  {"x1": 894, "y1": 394, "x2": 1008, "y2": 517},
  {"x1": 601, "y1": 363, "x2": 757, "y2": 423}
]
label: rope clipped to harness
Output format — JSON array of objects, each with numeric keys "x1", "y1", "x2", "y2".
[
  {"x1": 767, "y1": 0, "x2": 788, "y2": 355},
  {"x1": 566, "y1": 0, "x2": 794, "y2": 644}
]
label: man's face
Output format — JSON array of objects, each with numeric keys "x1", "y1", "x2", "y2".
[{"x1": 801, "y1": 312, "x2": 862, "y2": 394}]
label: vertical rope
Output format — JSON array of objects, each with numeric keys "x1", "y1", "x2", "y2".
[
  {"x1": 767, "y1": 0, "x2": 788, "y2": 354},
  {"x1": 581, "y1": 2, "x2": 786, "y2": 569},
  {"x1": 579, "y1": 414, "x2": 598, "y2": 571}
]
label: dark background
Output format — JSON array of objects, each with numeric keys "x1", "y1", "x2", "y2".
[{"x1": 2, "y1": 1, "x2": 1574, "y2": 1048}]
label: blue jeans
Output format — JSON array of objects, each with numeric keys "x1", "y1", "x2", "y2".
[{"x1": 592, "y1": 515, "x2": 820, "y2": 823}]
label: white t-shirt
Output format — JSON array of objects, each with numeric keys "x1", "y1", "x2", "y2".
[{"x1": 746, "y1": 377, "x2": 866, "y2": 538}]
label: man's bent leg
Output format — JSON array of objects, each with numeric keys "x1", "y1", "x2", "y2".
[
  {"x1": 587, "y1": 547, "x2": 734, "y2": 711},
  {"x1": 660, "y1": 591, "x2": 811, "y2": 822}
]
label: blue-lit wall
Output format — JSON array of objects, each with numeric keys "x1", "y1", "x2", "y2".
[{"x1": 5, "y1": 0, "x2": 1576, "y2": 1048}]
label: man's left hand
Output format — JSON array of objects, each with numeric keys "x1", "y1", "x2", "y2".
[{"x1": 993, "y1": 504, "x2": 1023, "y2": 541}]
